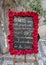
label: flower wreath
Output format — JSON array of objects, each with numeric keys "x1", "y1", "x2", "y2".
[{"x1": 8, "y1": 10, "x2": 39, "y2": 55}]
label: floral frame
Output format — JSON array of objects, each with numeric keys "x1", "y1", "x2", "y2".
[{"x1": 8, "y1": 10, "x2": 39, "y2": 55}]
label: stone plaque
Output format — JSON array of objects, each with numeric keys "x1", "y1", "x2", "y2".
[{"x1": 13, "y1": 17, "x2": 34, "y2": 50}]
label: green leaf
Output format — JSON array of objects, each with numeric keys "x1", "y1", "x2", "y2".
[
  {"x1": 44, "y1": 19, "x2": 46, "y2": 25},
  {"x1": 18, "y1": 0, "x2": 22, "y2": 3},
  {"x1": 6, "y1": 3, "x2": 11, "y2": 7},
  {"x1": 27, "y1": 0, "x2": 30, "y2": 2},
  {"x1": 44, "y1": 19, "x2": 46, "y2": 22},
  {"x1": 12, "y1": 0, "x2": 16, "y2": 3},
  {"x1": 44, "y1": 11, "x2": 46, "y2": 16}
]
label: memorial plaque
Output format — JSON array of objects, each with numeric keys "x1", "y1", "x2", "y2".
[
  {"x1": 13, "y1": 17, "x2": 34, "y2": 50},
  {"x1": 8, "y1": 11, "x2": 39, "y2": 55}
]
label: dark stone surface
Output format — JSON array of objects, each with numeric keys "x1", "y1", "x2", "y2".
[{"x1": 13, "y1": 17, "x2": 34, "y2": 50}]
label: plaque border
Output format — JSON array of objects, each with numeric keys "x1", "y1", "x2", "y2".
[{"x1": 8, "y1": 10, "x2": 39, "y2": 55}]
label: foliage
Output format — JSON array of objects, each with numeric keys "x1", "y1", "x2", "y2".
[
  {"x1": 5, "y1": 3, "x2": 11, "y2": 7},
  {"x1": 3, "y1": 0, "x2": 46, "y2": 23},
  {"x1": 29, "y1": 0, "x2": 43, "y2": 15}
]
